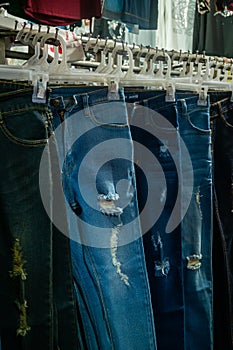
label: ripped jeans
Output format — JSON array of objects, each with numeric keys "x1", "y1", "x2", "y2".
[
  {"x1": 49, "y1": 87, "x2": 157, "y2": 350},
  {"x1": 177, "y1": 96, "x2": 213, "y2": 350},
  {"x1": 127, "y1": 91, "x2": 185, "y2": 350},
  {"x1": 125, "y1": 90, "x2": 213, "y2": 350}
]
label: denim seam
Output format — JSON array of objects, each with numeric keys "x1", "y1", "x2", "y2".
[
  {"x1": 60, "y1": 237, "x2": 79, "y2": 349},
  {"x1": 0, "y1": 124, "x2": 48, "y2": 147},
  {"x1": 85, "y1": 246, "x2": 115, "y2": 348},
  {"x1": 73, "y1": 273, "x2": 101, "y2": 349},
  {"x1": 0, "y1": 80, "x2": 31, "y2": 86},
  {"x1": 0, "y1": 88, "x2": 33, "y2": 99},
  {"x1": 88, "y1": 107, "x2": 128, "y2": 129},
  {"x1": 211, "y1": 105, "x2": 233, "y2": 129},
  {"x1": 132, "y1": 105, "x2": 178, "y2": 133},
  {"x1": 134, "y1": 237, "x2": 157, "y2": 349},
  {"x1": 213, "y1": 190, "x2": 233, "y2": 336},
  {"x1": 0, "y1": 106, "x2": 48, "y2": 115},
  {"x1": 185, "y1": 115, "x2": 211, "y2": 134},
  {"x1": 0, "y1": 118, "x2": 48, "y2": 147}
]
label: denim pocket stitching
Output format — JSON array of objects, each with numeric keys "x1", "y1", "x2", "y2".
[
  {"x1": 0, "y1": 122, "x2": 48, "y2": 147},
  {"x1": 0, "y1": 111, "x2": 48, "y2": 147},
  {"x1": 220, "y1": 112, "x2": 233, "y2": 129},
  {"x1": 187, "y1": 115, "x2": 211, "y2": 134},
  {"x1": 88, "y1": 106, "x2": 129, "y2": 129}
]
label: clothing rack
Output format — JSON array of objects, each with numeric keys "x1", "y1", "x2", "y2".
[
  {"x1": 1, "y1": 5, "x2": 233, "y2": 107},
  {"x1": 0, "y1": 6, "x2": 231, "y2": 67}
]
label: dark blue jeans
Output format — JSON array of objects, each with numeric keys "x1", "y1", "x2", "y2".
[
  {"x1": 49, "y1": 86, "x2": 157, "y2": 350},
  {"x1": 177, "y1": 96, "x2": 213, "y2": 350},
  {"x1": 125, "y1": 90, "x2": 213, "y2": 350},
  {"x1": 0, "y1": 81, "x2": 78, "y2": 350},
  {"x1": 125, "y1": 90, "x2": 185, "y2": 350},
  {"x1": 210, "y1": 92, "x2": 233, "y2": 350}
]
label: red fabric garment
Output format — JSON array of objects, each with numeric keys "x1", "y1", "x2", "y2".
[{"x1": 23, "y1": 0, "x2": 101, "y2": 26}]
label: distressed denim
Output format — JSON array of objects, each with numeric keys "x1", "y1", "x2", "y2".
[
  {"x1": 49, "y1": 86, "x2": 157, "y2": 350},
  {"x1": 177, "y1": 96, "x2": 213, "y2": 350},
  {"x1": 210, "y1": 92, "x2": 233, "y2": 350},
  {"x1": 125, "y1": 90, "x2": 185, "y2": 350},
  {"x1": 0, "y1": 81, "x2": 78, "y2": 350}
]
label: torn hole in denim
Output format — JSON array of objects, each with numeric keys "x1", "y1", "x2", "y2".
[
  {"x1": 195, "y1": 186, "x2": 203, "y2": 219},
  {"x1": 98, "y1": 194, "x2": 123, "y2": 216},
  {"x1": 186, "y1": 254, "x2": 202, "y2": 270},
  {"x1": 110, "y1": 226, "x2": 129, "y2": 286},
  {"x1": 152, "y1": 234, "x2": 170, "y2": 277}
]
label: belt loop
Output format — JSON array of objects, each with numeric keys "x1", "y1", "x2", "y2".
[
  {"x1": 82, "y1": 94, "x2": 91, "y2": 117},
  {"x1": 216, "y1": 100, "x2": 224, "y2": 119},
  {"x1": 143, "y1": 99, "x2": 151, "y2": 126},
  {"x1": 180, "y1": 99, "x2": 188, "y2": 117}
]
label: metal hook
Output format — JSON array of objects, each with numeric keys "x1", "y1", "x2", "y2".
[
  {"x1": 14, "y1": 20, "x2": 18, "y2": 31},
  {"x1": 55, "y1": 28, "x2": 59, "y2": 40},
  {"x1": 104, "y1": 36, "x2": 109, "y2": 47}
]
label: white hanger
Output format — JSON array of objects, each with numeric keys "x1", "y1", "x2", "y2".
[{"x1": 48, "y1": 33, "x2": 108, "y2": 84}]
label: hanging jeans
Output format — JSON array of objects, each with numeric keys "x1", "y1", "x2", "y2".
[
  {"x1": 210, "y1": 92, "x2": 233, "y2": 350},
  {"x1": 177, "y1": 96, "x2": 213, "y2": 350},
  {"x1": 49, "y1": 86, "x2": 157, "y2": 350},
  {"x1": 125, "y1": 90, "x2": 213, "y2": 350},
  {"x1": 0, "y1": 81, "x2": 78, "y2": 350},
  {"x1": 125, "y1": 90, "x2": 184, "y2": 350}
]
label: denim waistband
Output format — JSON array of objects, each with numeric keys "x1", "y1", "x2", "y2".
[
  {"x1": 0, "y1": 87, "x2": 49, "y2": 115},
  {"x1": 124, "y1": 89, "x2": 166, "y2": 103},
  {"x1": 0, "y1": 80, "x2": 32, "y2": 94},
  {"x1": 49, "y1": 86, "x2": 125, "y2": 111},
  {"x1": 49, "y1": 85, "x2": 105, "y2": 98},
  {"x1": 176, "y1": 95, "x2": 209, "y2": 114},
  {"x1": 125, "y1": 89, "x2": 197, "y2": 108},
  {"x1": 209, "y1": 93, "x2": 233, "y2": 118}
]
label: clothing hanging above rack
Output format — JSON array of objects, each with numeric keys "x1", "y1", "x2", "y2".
[{"x1": 1, "y1": 6, "x2": 233, "y2": 106}]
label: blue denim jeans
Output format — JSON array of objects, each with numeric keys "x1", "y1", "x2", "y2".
[
  {"x1": 177, "y1": 96, "x2": 213, "y2": 350},
  {"x1": 210, "y1": 92, "x2": 233, "y2": 350},
  {"x1": 125, "y1": 89, "x2": 214, "y2": 350},
  {"x1": 49, "y1": 86, "x2": 157, "y2": 350},
  {"x1": 125, "y1": 90, "x2": 185, "y2": 350},
  {"x1": 0, "y1": 81, "x2": 78, "y2": 350}
]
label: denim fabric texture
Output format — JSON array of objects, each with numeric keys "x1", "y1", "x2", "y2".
[
  {"x1": 126, "y1": 91, "x2": 184, "y2": 350},
  {"x1": 210, "y1": 93, "x2": 233, "y2": 350},
  {"x1": 125, "y1": 90, "x2": 214, "y2": 350},
  {"x1": 177, "y1": 96, "x2": 213, "y2": 350},
  {"x1": 49, "y1": 86, "x2": 157, "y2": 350},
  {"x1": 0, "y1": 81, "x2": 78, "y2": 350},
  {"x1": 2, "y1": 80, "x2": 228, "y2": 350},
  {"x1": 103, "y1": 0, "x2": 158, "y2": 29}
]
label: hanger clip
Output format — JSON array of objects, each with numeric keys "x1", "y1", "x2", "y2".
[
  {"x1": 32, "y1": 73, "x2": 49, "y2": 104},
  {"x1": 165, "y1": 83, "x2": 176, "y2": 102},
  {"x1": 108, "y1": 80, "x2": 120, "y2": 100},
  {"x1": 197, "y1": 87, "x2": 208, "y2": 106}
]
